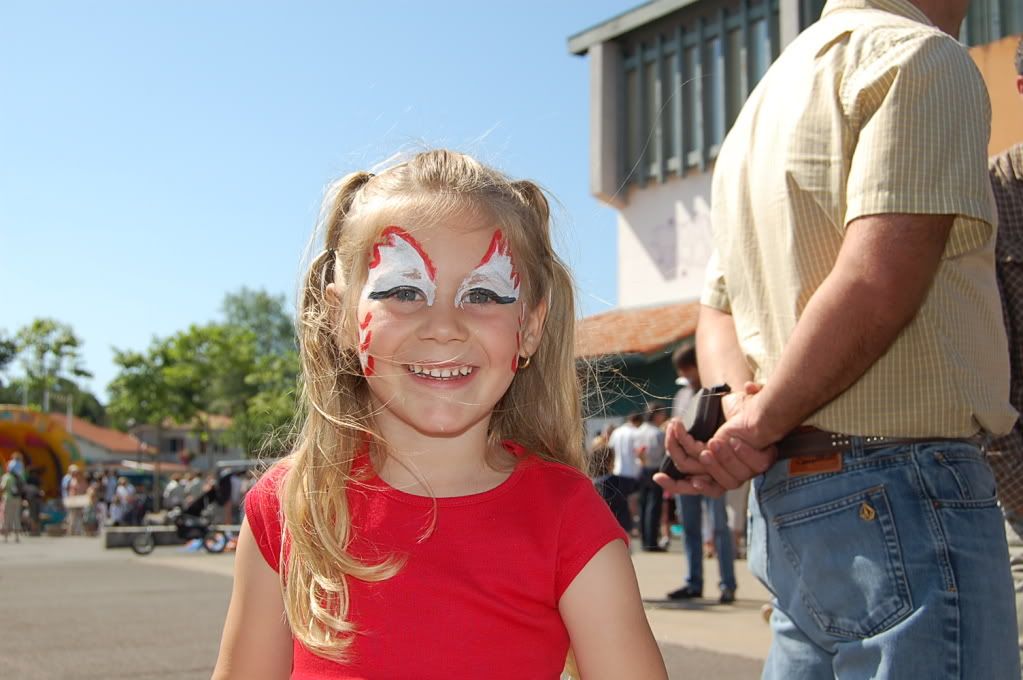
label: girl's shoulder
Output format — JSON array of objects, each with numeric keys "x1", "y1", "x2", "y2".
[
  {"x1": 244, "y1": 459, "x2": 292, "y2": 572},
  {"x1": 507, "y1": 443, "x2": 599, "y2": 500}
]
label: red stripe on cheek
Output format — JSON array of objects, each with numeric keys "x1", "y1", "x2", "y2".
[
  {"x1": 360, "y1": 330, "x2": 372, "y2": 353},
  {"x1": 359, "y1": 312, "x2": 373, "y2": 330},
  {"x1": 365, "y1": 356, "x2": 375, "y2": 377},
  {"x1": 512, "y1": 331, "x2": 521, "y2": 373}
]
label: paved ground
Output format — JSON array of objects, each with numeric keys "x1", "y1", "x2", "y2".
[{"x1": 0, "y1": 535, "x2": 771, "y2": 679}]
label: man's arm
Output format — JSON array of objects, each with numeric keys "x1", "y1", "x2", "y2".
[
  {"x1": 695, "y1": 305, "x2": 753, "y2": 389},
  {"x1": 695, "y1": 212, "x2": 955, "y2": 489}
]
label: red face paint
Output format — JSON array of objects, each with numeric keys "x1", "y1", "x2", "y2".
[
  {"x1": 454, "y1": 229, "x2": 520, "y2": 308},
  {"x1": 365, "y1": 226, "x2": 438, "y2": 306}
]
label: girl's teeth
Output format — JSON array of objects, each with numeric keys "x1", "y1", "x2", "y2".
[{"x1": 407, "y1": 365, "x2": 473, "y2": 378}]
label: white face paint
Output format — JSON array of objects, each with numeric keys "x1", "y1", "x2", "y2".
[
  {"x1": 362, "y1": 226, "x2": 437, "y2": 306},
  {"x1": 454, "y1": 229, "x2": 520, "y2": 308}
]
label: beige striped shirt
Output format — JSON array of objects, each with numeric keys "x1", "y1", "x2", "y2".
[{"x1": 702, "y1": 0, "x2": 1016, "y2": 437}]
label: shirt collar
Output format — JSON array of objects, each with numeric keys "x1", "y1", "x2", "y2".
[{"x1": 822, "y1": 0, "x2": 933, "y2": 27}]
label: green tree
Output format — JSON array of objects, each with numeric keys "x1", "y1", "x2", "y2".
[
  {"x1": 0, "y1": 330, "x2": 16, "y2": 383},
  {"x1": 106, "y1": 289, "x2": 301, "y2": 458},
  {"x1": 15, "y1": 318, "x2": 92, "y2": 412},
  {"x1": 221, "y1": 288, "x2": 296, "y2": 358},
  {"x1": 107, "y1": 339, "x2": 182, "y2": 431}
]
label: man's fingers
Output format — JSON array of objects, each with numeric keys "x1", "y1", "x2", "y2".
[
  {"x1": 653, "y1": 472, "x2": 725, "y2": 498},
  {"x1": 665, "y1": 418, "x2": 705, "y2": 458},
  {"x1": 696, "y1": 436, "x2": 777, "y2": 490}
]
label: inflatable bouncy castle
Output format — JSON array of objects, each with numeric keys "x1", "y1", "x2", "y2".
[{"x1": 0, "y1": 405, "x2": 82, "y2": 499}]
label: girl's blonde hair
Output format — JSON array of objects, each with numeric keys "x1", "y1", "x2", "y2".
[{"x1": 281, "y1": 149, "x2": 584, "y2": 661}]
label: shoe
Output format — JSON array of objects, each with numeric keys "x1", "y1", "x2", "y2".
[
  {"x1": 719, "y1": 588, "x2": 736, "y2": 604},
  {"x1": 667, "y1": 585, "x2": 703, "y2": 600},
  {"x1": 642, "y1": 546, "x2": 667, "y2": 553}
]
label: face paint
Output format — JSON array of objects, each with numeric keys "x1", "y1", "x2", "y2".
[
  {"x1": 454, "y1": 229, "x2": 520, "y2": 308},
  {"x1": 359, "y1": 312, "x2": 375, "y2": 376},
  {"x1": 363, "y1": 226, "x2": 438, "y2": 306},
  {"x1": 512, "y1": 330, "x2": 521, "y2": 373}
]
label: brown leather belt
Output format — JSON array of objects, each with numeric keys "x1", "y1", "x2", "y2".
[{"x1": 775, "y1": 427, "x2": 974, "y2": 460}]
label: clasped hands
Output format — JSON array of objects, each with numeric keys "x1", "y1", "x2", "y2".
[{"x1": 654, "y1": 383, "x2": 778, "y2": 498}]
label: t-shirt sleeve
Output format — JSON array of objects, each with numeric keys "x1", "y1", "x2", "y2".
[
  {"x1": 842, "y1": 32, "x2": 994, "y2": 258},
  {"x1": 555, "y1": 473, "x2": 630, "y2": 600},
  {"x1": 700, "y1": 249, "x2": 731, "y2": 313},
  {"x1": 244, "y1": 463, "x2": 287, "y2": 573}
]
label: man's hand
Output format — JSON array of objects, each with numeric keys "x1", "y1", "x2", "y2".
[{"x1": 654, "y1": 384, "x2": 776, "y2": 496}]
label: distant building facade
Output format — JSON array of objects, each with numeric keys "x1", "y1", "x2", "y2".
[{"x1": 131, "y1": 413, "x2": 242, "y2": 470}]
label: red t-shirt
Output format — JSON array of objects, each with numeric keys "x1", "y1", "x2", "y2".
[{"x1": 245, "y1": 442, "x2": 627, "y2": 679}]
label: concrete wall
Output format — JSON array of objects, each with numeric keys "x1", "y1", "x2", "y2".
[
  {"x1": 617, "y1": 171, "x2": 714, "y2": 307},
  {"x1": 970, "y1": 33, "x2": 1023, "y2": 156}
]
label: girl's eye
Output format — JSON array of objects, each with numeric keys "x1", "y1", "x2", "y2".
[
  {"x1": 462, "y1": 288, "x2": 516, "y2": 305},
  {"x1": 369, "y1": 286, "x2": 424, "y2": 303}
]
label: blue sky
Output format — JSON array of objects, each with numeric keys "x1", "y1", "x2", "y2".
[{"x1": 1, "y1": 1, "x2": 632, "y2": 398}]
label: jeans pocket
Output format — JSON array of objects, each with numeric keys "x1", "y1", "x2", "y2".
[
  {"x1": 927, "y1": 445, "x2": 999, "y2": 508},
  {"x1": 773, "y1": 485, "x2": 913, "y2": 639}
]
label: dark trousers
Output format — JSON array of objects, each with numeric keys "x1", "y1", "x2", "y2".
[
  {"x1": 595, "y1": 474, "x2": 638, "y2": 533},
  {"x1": 638, "y1": 467, "x2": 663, "y2": 548}
]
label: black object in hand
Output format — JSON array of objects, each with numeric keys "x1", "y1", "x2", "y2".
[{"x1": 660, "y1": 384, "x2": 731, "y2": 481}]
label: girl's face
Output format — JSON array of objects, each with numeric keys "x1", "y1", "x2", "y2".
[{"x1": 343, "y1": 214, "x2": 545, "y2": 440}]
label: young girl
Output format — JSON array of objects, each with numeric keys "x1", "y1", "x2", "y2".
[{"x1": 212, "y1": 150, "x2": 666, "y2": 679}]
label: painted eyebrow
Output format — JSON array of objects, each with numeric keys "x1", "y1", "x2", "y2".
[
  {"x1": 454, "y1": 230, "x2": 520, "y2": 308},
  {"x1": 368, "y1": 226, "x2": 437, "y2": 280}
]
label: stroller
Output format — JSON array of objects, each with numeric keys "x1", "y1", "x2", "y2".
[{"x1": 130, "y1": 477, "x2": 229, "y2": 555}]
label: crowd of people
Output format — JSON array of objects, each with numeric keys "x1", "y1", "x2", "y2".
[{"x1": 0, "y1": 454, "x2": 251, "y2": 543}]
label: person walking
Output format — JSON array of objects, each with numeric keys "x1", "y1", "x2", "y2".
[
  {"x1": 636, "y1": 403, "x2": 669, "y2": 551},
  {"x1": 658, "y1": 1, "x2": 1019, "y2": 677},
  {"x1": 2, "y1": 460, "x2": 24, "y2": 543},
  {"x1": 607, "y1": 412, "x2": 645, "y2": 534}
]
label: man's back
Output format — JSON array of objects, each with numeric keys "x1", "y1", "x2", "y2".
[
  {"x1": 635, "y1": 422, "x2": 666, "y2": 469},
  {"x1": 707, "y1": 0, "x2": 1012, "y2": 438}
]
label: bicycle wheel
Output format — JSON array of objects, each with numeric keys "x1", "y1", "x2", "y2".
[
  {"x1": 203, "y1": 531, "x2": 227, "y2": 553},
  {"x1": 131, "y1": 531, "x2": 156, "y2": 556}
]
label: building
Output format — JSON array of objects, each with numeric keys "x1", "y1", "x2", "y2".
[
  {"x1": 569, "y1": 0, "x2": 1023, "y2": 419},
  {"x1": 56, "y1": 414, "x2": 155, "y2": 467},
  {"x1": 130, "y1": 412, "x2": 243, "y2": 471}
]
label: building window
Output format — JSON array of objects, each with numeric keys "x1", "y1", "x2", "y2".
[
  {"x1": 167, "y1": 437, "x2": 184, "y2": 452},
  {"x1": 962, "y1": 0, "x2": 1023, "y2": 46},
  {"x1": 799, "y1": 0, "x2": 827, "y2": 29},
  {"x1": 618, "y1": 0, "x2": 780, "y2": 186}
]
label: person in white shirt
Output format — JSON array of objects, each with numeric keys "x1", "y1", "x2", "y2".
[
  {"x1": 606, "y1": 413, "x2": 644, "y2": 532},
  {"x1": 635, "y1": 404, "x2": 669, "y2": 551}
]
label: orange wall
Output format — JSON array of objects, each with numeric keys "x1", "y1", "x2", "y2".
[{"x1": 970, "y1": 34, "x2": 1023, "y2": 156}]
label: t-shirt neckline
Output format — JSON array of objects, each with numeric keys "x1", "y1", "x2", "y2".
[{"x1": 358, "y1": 440, "x2": 533, "y2": 508}]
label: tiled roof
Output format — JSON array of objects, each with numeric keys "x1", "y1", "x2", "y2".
[
  {"x1": 52, "y1": 415, "x2": 156, "y2": 454},
  {"x1": 575, "y1": 301, "x2": 699, "y2": 359}
]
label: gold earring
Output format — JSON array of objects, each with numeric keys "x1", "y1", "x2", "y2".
[{"x1": 517, "y1": 355, "x2": 532, "y2": 370}]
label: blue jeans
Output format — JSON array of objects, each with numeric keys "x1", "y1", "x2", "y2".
[
  {"x1": 639, "y1": 467, "x2": 664, "y2": 548},
  {"x1": 749, "y1": 439, "x2": 1019, "y2": 679},
  {"x1": 677, "y1": 494, "x2": 737, "y2": 592},
  {"x1": 595, "y1": 475, "x2": 638, "y2": 533}
]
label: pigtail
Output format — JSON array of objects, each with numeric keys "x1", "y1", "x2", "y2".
[
  {"x1": 324, "y1": 171, "x2": 375, "y2": 248},
  {"x1": 489, "y1": 180, "x2": 586, "y2": 475}
]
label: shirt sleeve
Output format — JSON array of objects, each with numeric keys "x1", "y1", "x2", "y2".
[
  {"x1": 842, "y1": 32, "x2": 994, "y2": 258},
  {"x1": 700, "y1": 249, "x2": 731, "y2": 313},
  {"x1": 245, "y1": 463, "x2": 287, "y2": 572},
  {"x1": 555, "y1": 473, "x2": 630, "y2": 600}
]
